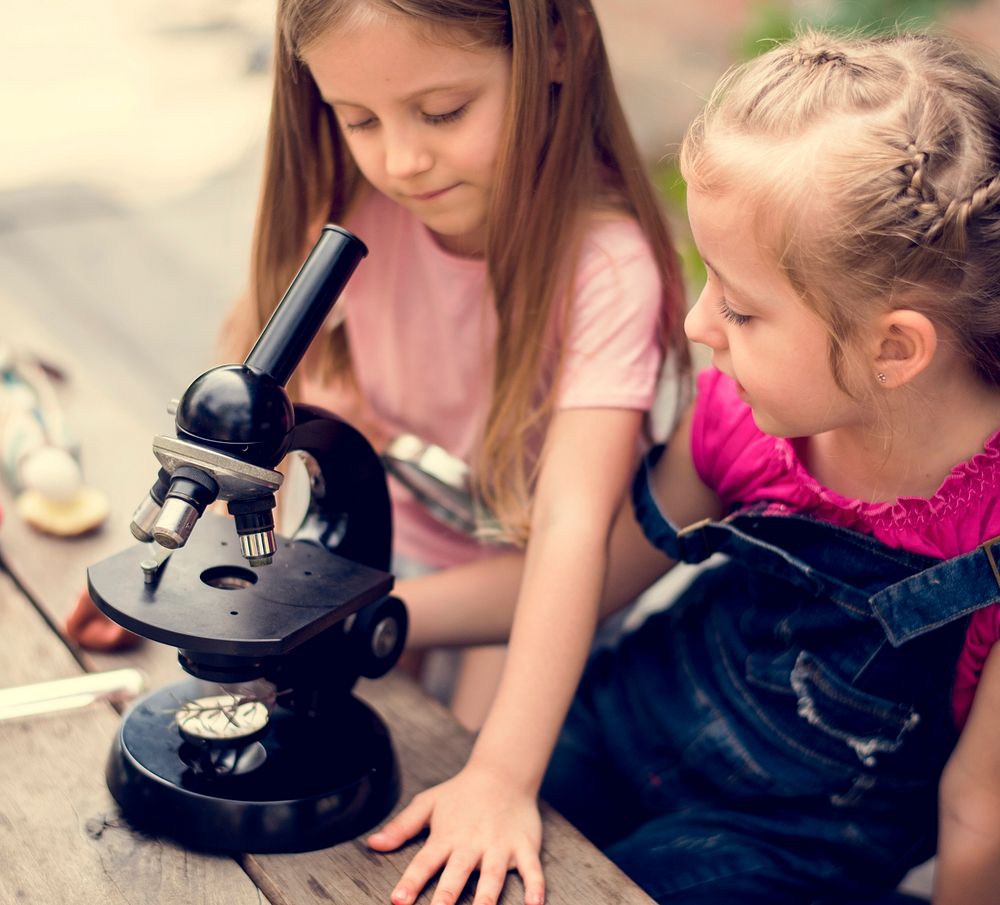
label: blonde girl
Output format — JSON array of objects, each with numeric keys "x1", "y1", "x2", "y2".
[{"x1": 396, "y1": 28, "x2": 1000, "y2": 905}]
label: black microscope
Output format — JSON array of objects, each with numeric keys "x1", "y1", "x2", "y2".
[{"x1": 87, "y1": 226, "x2": 408, "y2": 853}]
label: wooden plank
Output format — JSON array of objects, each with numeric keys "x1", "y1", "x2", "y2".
[
  {"x1": 0, "y1": 570, "x2": 269, "y2": 905},
  {"x1": 245, "y1": 673, "x2": 654, "y2": 905}
]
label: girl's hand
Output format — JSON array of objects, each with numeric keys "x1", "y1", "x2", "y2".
[{"x1": 367, "y1": 763, "x2": 545, "y2": 905}]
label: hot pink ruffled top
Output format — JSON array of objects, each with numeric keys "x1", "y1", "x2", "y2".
[{"x1": 691, "y1": 368, "x2": 1000, "y2": 729}]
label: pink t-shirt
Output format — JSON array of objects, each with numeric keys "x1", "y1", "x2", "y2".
[
  {"x1": 302, "y1": 190, "x2": 665, "y2": 568},
  {"x1": 691, "y1": 367, "x2": 1000, "y2": 729}
]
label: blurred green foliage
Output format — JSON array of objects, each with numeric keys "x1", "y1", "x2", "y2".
[
  {"x1": 740, "y1": 0, "x2": 976, "y2": 58},
  {"x1": 655, "y1": 160, "x2": 706, "y2": 296},
  {"x1": 654, "y1": 0, "x2": 977, "y2": 299}
]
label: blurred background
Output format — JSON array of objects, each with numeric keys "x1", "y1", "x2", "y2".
[{"x1": 2, "y1": 0, "x2": 999, "y2": 410}]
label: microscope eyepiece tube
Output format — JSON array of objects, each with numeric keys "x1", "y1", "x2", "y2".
[{"x1": 243, "y1": 226, "x2": 367, "y2": 387}]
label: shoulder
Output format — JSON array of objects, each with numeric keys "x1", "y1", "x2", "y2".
[
  {"x1": 555, "y1": 214, "x2": 667, "y2": 411},
  {"x1": 563, "y1": 213, "x2": 662, "y2": 338},
  {"x1": 573, "y1": 213, "x2": 660, "y2": 290},
  {"x1": 871, "y1": 427, "x2": 1000, "y2": 559}
]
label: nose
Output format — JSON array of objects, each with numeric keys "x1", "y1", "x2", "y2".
[
  {"x1": 383, "y1": 124, "x2": 433, "y2": 180},
  {"x1": 684, "y1": 283, "x2": 726, "y2": 352}
]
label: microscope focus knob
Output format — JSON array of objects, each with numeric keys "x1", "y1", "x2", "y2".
[{"x1": 352, "y1": 596, "x2": 408, "y2": 680}]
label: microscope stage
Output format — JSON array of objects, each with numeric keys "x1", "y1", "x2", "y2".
[{"x1": 88, "y1": 513, "x2": 394, "y2": 656}]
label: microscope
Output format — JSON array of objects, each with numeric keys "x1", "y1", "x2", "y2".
[{"x1": 87, "y1": 226, "x2": 408, "y2": 853}]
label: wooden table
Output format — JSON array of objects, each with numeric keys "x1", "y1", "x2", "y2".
[{"x1": 0, "y1": 298, "x2": 654, "y2": 905}]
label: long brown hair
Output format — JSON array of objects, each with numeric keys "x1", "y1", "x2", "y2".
[
  {"x1": 681, "y1": 29, "x2": 1000, "y2": 395},
  {"x1": 231, "y1": 0, "x2": 687, "y2": 543}
]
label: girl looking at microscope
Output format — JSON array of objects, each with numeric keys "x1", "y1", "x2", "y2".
[
  {"x1": 264, "y1": 0, "x2": 688, "y2": 733},
  {"x1": 394, "y1": 28, "x2": 1000, "y2": 905},
  {"x1": 233, "y1": 1, "x2": 689, "y2": 902},
  {"x1": 69, "y1": 0, "x2": 688, "y2": 900}
]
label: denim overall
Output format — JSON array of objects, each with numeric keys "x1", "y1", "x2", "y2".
[{"x1": 542, "y1": 446, "x2": 1000, "y2": 904}]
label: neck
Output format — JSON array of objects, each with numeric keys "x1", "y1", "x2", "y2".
[{"x1": 805, "y1": 364, "x2": 1000, "y2": 503}]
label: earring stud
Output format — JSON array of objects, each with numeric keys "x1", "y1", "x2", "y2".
[{"x1": 877, "y1": 371, "x2": 888, "y2": 384}]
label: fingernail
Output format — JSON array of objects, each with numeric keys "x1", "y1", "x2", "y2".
[{"x1": 391, "y1": 887, "x2": 412, "y2": 905}]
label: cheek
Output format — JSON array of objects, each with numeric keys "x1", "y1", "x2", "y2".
[
  {"x1": 460, "y1": 130, "x2": 501, "y2": 176},
  {"x1": 462, "y1": 99, "x2": 507, "y2": 170},
  {"x1": 339, "y1": 134, "x2": 380, "y2": 179}
]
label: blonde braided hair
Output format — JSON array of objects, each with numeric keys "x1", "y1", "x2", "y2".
[{"x1": 681, "y1": 29, "x2": 1000, "y2": 389}]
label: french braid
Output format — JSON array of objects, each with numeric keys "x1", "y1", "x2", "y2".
[{"x1": 681, "y1": 29, "x2": 1000, "y2": 388}]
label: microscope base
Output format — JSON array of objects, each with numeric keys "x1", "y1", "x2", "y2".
[{"x1": 106, "y1": 680, "x2": 400, "y2": 853}]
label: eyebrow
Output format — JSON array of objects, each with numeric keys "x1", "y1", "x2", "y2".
[
  {"x1": 326, "y1": 82, "x2": 472, "y2": 107},
  {"x1": 702, "y1": 258, "x2": 758, "y2": 304}
]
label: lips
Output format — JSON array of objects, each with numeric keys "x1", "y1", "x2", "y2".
[
  {"x1": 714, "y1": 361, "x2": 749, "y2": 402},
  {"x1": 409, "y1": 184, "x2": 459, "y2": 202}
]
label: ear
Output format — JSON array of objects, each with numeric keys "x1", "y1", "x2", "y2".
[
  {"x1": 872, "y1": 309, "x2": 937, "y2": 388},
  {"x1": 549, "y1": 5, "x2": 595, "y2": 84}
]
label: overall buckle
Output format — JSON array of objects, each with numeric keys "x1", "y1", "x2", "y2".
[{"x1": 981, "y1": 536, "x2": 1000, "y2": 592}]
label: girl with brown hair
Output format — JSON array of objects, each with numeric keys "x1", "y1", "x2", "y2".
[
  {"x1": 252, "y1": 2, "x2": 690, "y2": 901},
  {"x1": 69, "y1": 1, "x2": 689, "y2": 901}
]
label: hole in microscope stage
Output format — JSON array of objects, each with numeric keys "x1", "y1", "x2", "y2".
[{"x1": 201, "y1": 565, "x2": 259, "y2": 590}]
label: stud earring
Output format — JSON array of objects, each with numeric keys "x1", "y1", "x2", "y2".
[{"x1": 877, "y1": 371, "x2": 888, "y2": 384}]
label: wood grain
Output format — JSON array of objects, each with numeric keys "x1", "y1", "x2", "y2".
[
  {"x1": 244, "y1": 673, "x2": 654, "y2": 905},
  {"x1": 0, "y1": 571, "x2": 269, "y2": 905}
]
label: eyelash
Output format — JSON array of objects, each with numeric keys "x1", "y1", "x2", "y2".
[
  {"x1": 717, "y1": 297, "x2": 752, "y2": 327},
  {"x1": 343, "y1": 104, "x2": 470, "y2": 133},
  {"x1": 425, "y1": 104, "x2": 469, "y2": 125}
]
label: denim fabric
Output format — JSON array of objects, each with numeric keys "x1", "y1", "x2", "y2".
[{"x1": 542, "y1": 446, "x2": 1000, "y2": 904}]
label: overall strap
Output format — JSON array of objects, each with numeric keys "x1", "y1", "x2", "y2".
[
  {"x1": 870, "y1": 541, "x2": 1000, "y2": 644},
  {"x1": 632, "y1": 446, "x2": 1000, "y2": 646}
]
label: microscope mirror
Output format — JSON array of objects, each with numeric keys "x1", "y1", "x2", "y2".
[{"x1": 175, "y1": 693, "x2": 270, "y2": 746}]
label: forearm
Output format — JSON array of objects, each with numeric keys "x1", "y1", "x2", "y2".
[
  {"x1": 467, "y1": 521, "x2": 607, "y2": 792},
  {"x1": 934, "y1": 645, "x2": 1000, "y2": 904},
  {"x1": 934, "y1": 815, "x2": 1000, "y2": 905},
  {"x1": 400, "y1": 492, "x2": 676, "y2": 650},
  {"x1": 399, "y1": 553, "x2": 527, "y2": 648}
]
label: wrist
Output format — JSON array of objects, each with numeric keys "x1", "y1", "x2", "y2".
[{"x1": 467, "y1": 732, "x2": 546, "y2": 795}]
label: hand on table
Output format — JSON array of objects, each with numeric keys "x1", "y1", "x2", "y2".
[
  {"x1": 368, "y1": 762, "x2": 544, "y2": 905},
  {"x1": 65, "y1": 587, "x2": 142, "y2": 651}
]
